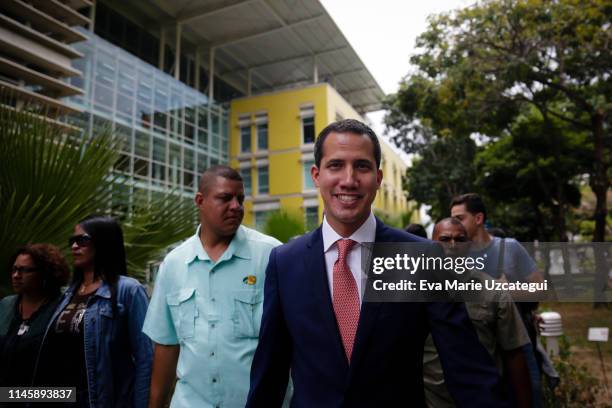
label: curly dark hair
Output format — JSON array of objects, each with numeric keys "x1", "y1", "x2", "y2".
[{"x1": 9, "y1": 243, "x2": 70, "y2": 297}]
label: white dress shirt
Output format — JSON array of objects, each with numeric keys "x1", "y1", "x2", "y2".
[{"x1": 322, "y1": 212, "x2": 376, "y2": 304}]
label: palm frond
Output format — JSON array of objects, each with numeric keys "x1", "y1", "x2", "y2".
[{"x1": 0, "y1": 91, "x2": 196, "y2": 292}]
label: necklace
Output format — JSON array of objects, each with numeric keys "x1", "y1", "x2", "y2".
[
  {"x1": 18, "y1": 302, "x2": 29, "y2": 335},
  {"x1": 17, "y1": 298, "x2": 46, "y2": 336},
  {"x1": 79, "y1": 279, "x2": 101, "y2": 294}
]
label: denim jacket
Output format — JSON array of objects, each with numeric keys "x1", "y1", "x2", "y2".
[{"x1": 34, "y1": 276, "x2": 153, "y2": 408}]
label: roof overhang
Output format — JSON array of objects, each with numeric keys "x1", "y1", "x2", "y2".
[{"x1": 106, "y1": 0, "x2": 385, "y2": 113}]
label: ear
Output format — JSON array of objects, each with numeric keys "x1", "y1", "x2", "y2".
[
  {"x1": 311, "y1": 164, "x2": 320, "y2": 188},
  {"x1": 194, "y1": 191, "x2": 204, "y2": 208},
  {"x1": 475, "y1": 212, "x2": 485, "y2": 226},
  {"x1": 376, "y1": 168, "x2": 383, "y2": 188}
]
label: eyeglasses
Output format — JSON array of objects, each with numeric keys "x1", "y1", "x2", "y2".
[
  {"x1": 11, "y1": 266, "x2": 38, "y2": 274},
  {"x1": 69, "y1": 234, "x2": 93, "y2": 247}
]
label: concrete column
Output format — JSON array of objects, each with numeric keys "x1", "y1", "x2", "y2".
[
  {"x1": 313, "y1": 55, "x2": 318, "y2": 83},
  {"x1": 208, "y1": 47, "x2": 216, "y2": 102},
  {"x1": 158, "y1": 26, "x2": 165, "y2": 71},
  {"x1": 89, "y1": 2, "x2": 96, "y2": 32},
  {"x1": 195, "y1": 48, "x2": 201, "y2": 91},
  {"x1": 174, "y1": 22, "x2": 182, "y2": 81}
]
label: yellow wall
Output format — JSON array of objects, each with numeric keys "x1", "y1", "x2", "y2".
[
  {"x1": 230, "y1": 84, "x2": 328, "y2": 156},
  {"x1": 230, "y1": 84, "x2": 329, "y2": 229}
]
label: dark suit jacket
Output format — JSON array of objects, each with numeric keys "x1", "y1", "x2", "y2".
[{"x1": 247, "y1": 219, "x2": 508, "y2": 408}]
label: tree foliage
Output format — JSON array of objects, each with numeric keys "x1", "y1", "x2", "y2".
[{"x1": 386, "y1": 0, "x2": 610, "y2": 240}]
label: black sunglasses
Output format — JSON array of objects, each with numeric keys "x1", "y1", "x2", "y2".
[{"x1": 69, "y1": 234, "x2": 93, "y2": 247}]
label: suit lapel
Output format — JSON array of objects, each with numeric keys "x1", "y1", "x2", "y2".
[{"x1": 306, "y1": 227, "x2": 348, "y2": 368}]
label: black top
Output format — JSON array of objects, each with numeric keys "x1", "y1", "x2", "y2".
[
  {"x1": 35, "y1": 291, "x2": 94, "y2": 405},
  {"x1": 0, "y1": 295, "x2": 60, "y2": 386}
]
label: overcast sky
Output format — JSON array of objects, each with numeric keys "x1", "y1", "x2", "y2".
[{"x1": 319, "y1": 0, "x2": 472, "y2": 137}]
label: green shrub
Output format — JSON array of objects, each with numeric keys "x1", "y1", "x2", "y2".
[
  {"x1": 263, "y1": 211, "x2": 305, "y2": 243},
  {"x1": 542, "y1": 335, "x2": 605, "y2": 407}
]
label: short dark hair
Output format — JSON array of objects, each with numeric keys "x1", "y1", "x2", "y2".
[
  {"x1": 9, "y1": 243, "x2": 70, "y2": 297},
  {"x1": 405, "y1": 223, "x2": 427, "y2": 239},
  {"x1": 198, "y1": 165, "x2": 243, "y2": 194},
  {"x1": 450, "y1": 193, "x2": 487, "y2": 222},
  {"x1": 314, "y1": 119, "x2": 381, "y2": 168}
]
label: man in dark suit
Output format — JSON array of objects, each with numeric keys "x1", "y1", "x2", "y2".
[{"x1": 246, "y1": 119, "x2": 509, "y2": 407}]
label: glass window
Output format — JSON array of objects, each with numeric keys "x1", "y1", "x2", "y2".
[
  {"x1": 240, "y1": 126, "x2": 251, "y2": 153},
  {"x1": 185, "y1": 106, "x2": 195, "y2": 124},
  {"x1": 185, "y1": 123, "x2": 195, "y2": 145},
  {"x1": 257, "y1": 165, "x2": 268, "y2": 195},
  {"x1": 114, "y1": 153, "x2": 131, "y2": 174},
  {"x1": 197, "y1": 153, "x2": 208, "y2": 173},
  {"x1": 169, "y1": 143, "x2": 181, "y2": 169},
  {"x1": 137, "y1": 75, "x2": 153, "y2": 103},
  {"x1": 305, "y1": 207, "x2": 319, "y2": 230},
  {"x1": 152, "y1": 137, "x2": 165, "y2": 162},
  {"x1": 114, "y1": 123, "x2": 132, "y2": 153},
  {"x1": 136, "y1": 101, "x2": 151, "y2": 128},
  {"x1": 153, "y1": 112, "x2": 167, "y2": 133},
  {"x1": 302, "y1": 116, "x2": 315, "y2": 144},
  {"x1": 212, "y1": 113, "x2": 220, "y2": 134},
  {"x1": 134, "y1": 157, "x2": 149, "y2": 178},
  {"x1": 303, "y1": 160, "x2": 315, "y2": 190},
  {"x1": 134, "y1": 131, "x2": 150, "y2": 158},
  {"x1": 154, "y1": 87, "x2": 168, "y2": 112},
  {"x1": 94, "y1": 83, "x2": 113, "y2": 110},
  {"x1": 198, "y1": 106, "x2": 208, "y2": 129},
  {"x1": 184, "y1": 148, "x2": 194, "y2": 172},
  {"x1": 197, "y1": 128, "x2": 208, "y2": 148},
  {"x1": 257, "y1": 123, "x2": 268, "y2": 150},
  {"x1": 152, "y1": 162, "x2": 165, "y2": 184},
  {"x1": 117, "y1": 62, "x2": 135, "y2": 96},
  {"x1": 240, "y1": 168, "x2": 252, "y2": 196},
  {"x1": 212, "y1": 134, "x2": 220, "y2": 153},
  {"x1": 116, "y1": 95, "x2": 134, "y2": 122},
  {"x1": 169, "y1": 165, "x2": 180, "y2": 187},
  {"x1": 183, "y1": 171, "x2": 194, "y2": 189}
]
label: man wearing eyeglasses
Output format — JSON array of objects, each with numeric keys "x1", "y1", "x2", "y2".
[
  {"x1": 423, "y1": 218, "x2": 532, "y2": 408},
  {"x1": 142, "y1": 165, "x2": 287, "y2": 408}
]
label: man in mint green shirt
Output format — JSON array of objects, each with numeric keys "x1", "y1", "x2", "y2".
[{"x1": 143, "y1": 165, "x2": 282, "y2": 408}]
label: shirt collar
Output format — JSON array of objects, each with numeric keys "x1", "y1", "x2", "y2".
[
  {"x1": 322, "y1": 212, "x2": 376, "y2": 253},
  {"x1": 185, "y1": 224, "x2": 251, "y2": 264}
]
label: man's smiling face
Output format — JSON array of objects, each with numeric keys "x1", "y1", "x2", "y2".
[{"x1": 311, "y1": 131, "x2": 382, "y2": 236}]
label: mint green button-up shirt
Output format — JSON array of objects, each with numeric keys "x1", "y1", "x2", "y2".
[{"x1": 143, "y1": 225, "x2": 282, "y2": 408}]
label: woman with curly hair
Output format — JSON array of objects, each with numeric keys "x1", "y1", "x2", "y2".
[
  {"x1": 34, "y1": 215, "x2": 152, "y2": 408},
  {"x1": 0, "y1": 243, "x2": 70, "y2": 386}
]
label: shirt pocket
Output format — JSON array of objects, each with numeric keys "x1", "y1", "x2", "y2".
[
  {"x1": 232, "y1": 289, "x2": 263, "y2": 339},
  {"x1": 468, "y1": 302, "x2": 495, "y2": 323},
  {"x1": 166, "y1": 288, "x2": 197, "y2": 340}
]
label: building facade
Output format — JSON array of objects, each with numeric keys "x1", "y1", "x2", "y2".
[
  {"x1": 66, "y1": 29, "x2": 229, "y2": 207},
  {"x1": 230, "y1": 83, "x2": 412, "y2": 230},
  {"x1": 2, "y1": 0, "x2": 415, "y2": 232}
]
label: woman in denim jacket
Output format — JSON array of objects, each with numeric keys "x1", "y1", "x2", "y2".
[{"x1": 34, "y1": 216, "x2": 153, "y2": 408}]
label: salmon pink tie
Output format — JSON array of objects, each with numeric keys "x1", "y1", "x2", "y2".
[{"x1": 332, "y1": 238, "x2": 360, "y2": 362}]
